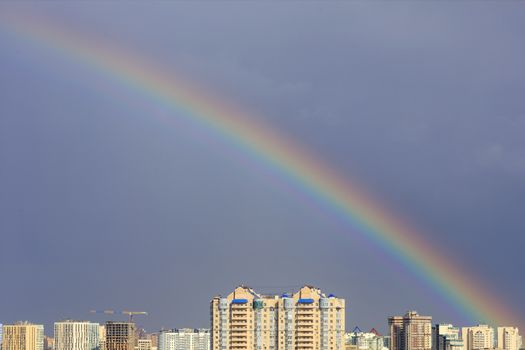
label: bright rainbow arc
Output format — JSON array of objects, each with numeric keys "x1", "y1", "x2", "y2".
[{"x1": 1, "y1": 13, "x2": 521, "y2": 329}]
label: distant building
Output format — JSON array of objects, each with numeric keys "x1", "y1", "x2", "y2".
[
  {"x1": 44, "y1": 336, "x2": 54, "y2": 350},
  {"x1": 54, "y1": 321, "x2": 99, "y2": 350},
  {"x1": 105, "y1": 323, "x2": 135, "y2": 350},
  {"x1": 346, "y1": 329, "x2": 389, "y2": 350},
  {"x1": 158, "y1": 329, "x2": 209, "y2": 350},
  {"x1": 461, "y1": 325, "x2": 494, "y2": 350},
  {"x1": 135, "y1": 339, "x2": 151, "y2": 350},
  {"x1": 389, "y1": 311, "x2": 432, "y2": 350},
  {"x1": 99, "y1": 326, "x2": 106, "y2": 350},
  {"x1": 497, "y1": 327, "x2": 522, "y2": 350},
  {"x1": 211, "y1": 285, "x2": 345, "y2": 350},
  {"x1": 432, "y1": 324, "x2": 463, "y2": 350},
  {"x1": 1, "y1": 322, "x2": 44, "y2": 350},
  {"x1": 146, "y1": 334, "x2": 158, "y2": 350}
]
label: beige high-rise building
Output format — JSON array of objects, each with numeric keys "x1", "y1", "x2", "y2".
[
  {"x1": 54, "y1": 321, "x2": 100, "y2": 350},
  {"x1": 2, "y1": 322, "x2": 44, "y2": 350},
  {"x1": 105, "y1": 323, "x2": 135, "y2": 350},
  {"x1": 461, "y1": 326, "x2": 494, "y2": 350},
  {"x1": 497, "y1": 327, "x2": 521, "y2": 350},
  {"x1": 388, "y1": 311, "x2": 432, "y2": 350},
  {"x1": 211, "y1": 285, "x2": 345, "y2": 350}
]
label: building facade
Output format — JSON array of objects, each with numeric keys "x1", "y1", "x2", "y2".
[
  {"x1": 432, "y1": 324, "x2": 463, "y2": 350},
  {"x1": 461, "y1": 325, "x2": 494, "y2": 350},
  {"x1": 54, "y1": 321, "x2": 100, "y2": 350},
  {"x1": 158, "y1": 329, "x2": 210, "y2": 350},
  {"x1": 105, "y1": 323, "x2": 135, "y2": 350},
  {"x1": 146, "y1": 334, "x2": 158, "y2": 350},
  {"x1": 388, "y1": 311, "x2": 432, "y2": 350},
  {"x1": 99, "y1": 326, "x2": 106, "y2": 350},
  {"x1": 44, "y1": 337, "x2": 54, "y2": 350},
  {"x1": 345, "y1": 330, "x2": 388, "y2": 350},
  {"x1": 497, "y1": 327, "x2": 522, "y2": 350},
  {"x1": 136, "y1": 340, "x2": 152, "y2": 350},
  {"x1": 211, "y1": 285, "x2": 345, "y2": 350},
  {"x1": 1, "y1": 322, "x2": 44, "y2": 350}
]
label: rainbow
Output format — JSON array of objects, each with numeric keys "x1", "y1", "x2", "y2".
[{"x1": 1, "y1": 12, "x2": 521, "y2": 328}]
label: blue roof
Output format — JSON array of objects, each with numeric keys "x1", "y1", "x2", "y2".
[
  {"x1": 328, "y1": 294, "x2": 335, "y2": 298},
  {"x1": 298, "y1": 298, "x2": 314, "y2": 304},
  {"x1": 281, "y1": 293, "x2": 290, "y2": 298},
  {"x1": 232, "y1": 299, "x2": 248, "y2": 304}
]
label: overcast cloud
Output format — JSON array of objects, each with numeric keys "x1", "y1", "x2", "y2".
[{"x1": 0, "y1": 1, "x2": 524, "y2": 334}]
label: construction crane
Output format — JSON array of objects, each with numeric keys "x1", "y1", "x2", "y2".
[{"x1": 89, "y1": 310, "x2": 148, "y2": 323}]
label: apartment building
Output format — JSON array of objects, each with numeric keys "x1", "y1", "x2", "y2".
[
  {"x1": 461, "y1": 325, "x2": 494, "y2": 350},
  {"x1": 432, "y1": 324, "x2": 463, "y2": 350},
  {"x1": 136, "y1": 340, "x2": 152, "y2": 350},
  {"x1": 54, "y1": 321, "x2": 99, "y2": 350},
  {"x1": 345, "y1": 329, "x2": 389, "y2": 350},
  {"x1": 389, "y1": 311, "x2": 432, "y2": 350},
  {"x1": 158, "y1": 329, "x2": 210, "y2": 350},
  {"x1": 1, "y1": 322, "x2": 44, "y2": 350},
  {"x1": 211, "y1": 285, "x2": 345, "y2": 350},
  {"x1": 497, "y1": 327, "x2": 521, "y2": 350}
]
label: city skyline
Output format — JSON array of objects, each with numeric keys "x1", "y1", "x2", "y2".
[
  {"x1": 0, "y1": 288, "x2": 521, "y2": 337},
  {"x1": 1, "y1": 0, "x2": 524, "y2": 335},
  {"x1": 0, "y1": 286, "x2": 522, "y2": 350}
]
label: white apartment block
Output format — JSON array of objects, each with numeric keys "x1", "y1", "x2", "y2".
[
  {"x1": 54, "y1": 321, "x2": 100, "y2": 350},
  {"x1": 158, "y1": 329, "x2": 210, "y2": 350},
  {"x1": 432, "y1": 324, "x2": 463, "y2": 350}
]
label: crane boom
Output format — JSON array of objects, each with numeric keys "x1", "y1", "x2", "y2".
[{"x1": 89, "y1": 310, "x2": 148, "y2": 322}]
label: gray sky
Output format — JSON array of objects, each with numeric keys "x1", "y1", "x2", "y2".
[{"x1": 0, "y1": 1, "x2": 524, "y2": 335}]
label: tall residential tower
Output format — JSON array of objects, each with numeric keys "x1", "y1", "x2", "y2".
[
  {"x1": 1, "y1": 322, "x2": 44, "y2": 350},
  {"x1": 211, "y1": 285, "x2": 345, "y2": 350},
  {"x1": 54, "y1": 321, "x2": 99, "y2": 350},
  {"x1": 388, "y1": 311, "x2": 432, "y2": 350}
]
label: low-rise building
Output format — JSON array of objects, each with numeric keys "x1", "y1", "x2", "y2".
[
  {"x1": 497, "y1": 327, "x2": 522, "y2": 350},
  {"x1": 159, "y1": 329, "x2": 210, "y2": 350},
  {"x1": 462, "y1": 325, "x2": 494, "y2": 350},
  {"x1": 432, "y1": 324, "x2": 463, "y2": 350}
]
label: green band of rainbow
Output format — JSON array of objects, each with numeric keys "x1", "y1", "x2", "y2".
[{"x1": 1, "y1": 12, "x2": 521, "y2": 329}]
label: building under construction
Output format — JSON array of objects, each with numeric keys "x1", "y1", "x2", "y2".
[{"x1": 105, "y1": 322, "x2": 136, "y2": 350}]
